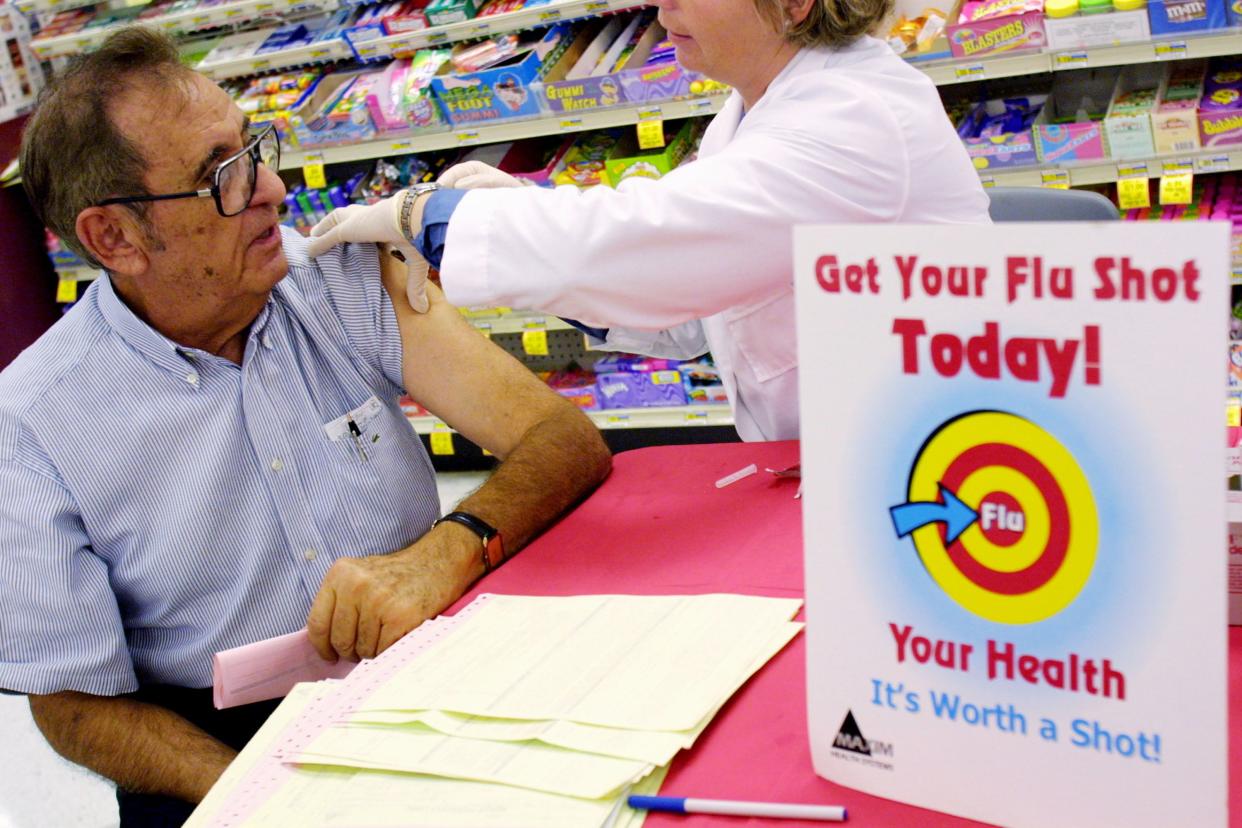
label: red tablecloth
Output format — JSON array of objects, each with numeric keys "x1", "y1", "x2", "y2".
[{"x1": 450, "y1": 441, "x2": 1240, "y2": 827}]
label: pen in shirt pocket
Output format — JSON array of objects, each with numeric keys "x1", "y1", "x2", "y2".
[{"x1": 347, "y1": 416, "x2": 369, "y2": 462}]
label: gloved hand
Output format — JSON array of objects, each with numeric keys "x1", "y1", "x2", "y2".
[
  {"x1": 307, "y1": 192, "x2": 430, "y2": 313},
  {"x1": 438, "y1": 160, "x2": 525, "y2": 189}
]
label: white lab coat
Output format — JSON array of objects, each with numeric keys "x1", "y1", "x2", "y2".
[{"x1": 440, "y1": 36, "x2": 991, "y2": 441}]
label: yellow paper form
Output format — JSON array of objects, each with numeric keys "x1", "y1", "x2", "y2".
[
  {"x1": 346, "y1": 621, "x2": 803, "y2": 765},
  {"x1": 356, "y1": 594, "x2": 803, "y2": 731}
]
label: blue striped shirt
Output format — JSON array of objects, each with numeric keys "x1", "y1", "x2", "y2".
[{"x1": 0, "y1": 228, "x2": 440, "y2": 695}]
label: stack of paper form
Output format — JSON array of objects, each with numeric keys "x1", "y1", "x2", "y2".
[{"x1": 188, "y1": 593, "x2": 802, "y2": 828}]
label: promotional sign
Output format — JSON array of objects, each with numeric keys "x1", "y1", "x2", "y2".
[{"x1": 795, "y1": 223, "x2": 1228, "y2": 827}]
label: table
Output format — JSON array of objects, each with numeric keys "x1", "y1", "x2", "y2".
[{"x1": 448, "y1": 440, "x2": 1240, "y2": 827}]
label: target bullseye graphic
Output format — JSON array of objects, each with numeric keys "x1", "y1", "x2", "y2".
[{"x1": 889, "y1": 411, "x2": 1098, "y2": 624}]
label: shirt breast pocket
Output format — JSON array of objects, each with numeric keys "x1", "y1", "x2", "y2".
[{"x1": 725, "y1": 287, "x2": 798, "y2": 384}]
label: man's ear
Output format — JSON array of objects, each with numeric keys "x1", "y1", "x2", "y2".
[{"x1": 75, "y1": 206, "x2": 152, "y2": 277}]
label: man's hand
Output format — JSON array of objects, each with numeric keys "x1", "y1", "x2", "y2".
[
  {"x1": 307, "y1": 193, "x2": 432, "y2": 313},
  {"x1": 306, "y1": 523, "x2": 480, "y2": 662},
  {"x1": 438, "y1": 160, "x2": 525, "y2": 189}
]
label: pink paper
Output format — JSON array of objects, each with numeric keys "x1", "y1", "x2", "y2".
[{"x1": 212, "y1": 629, "x2": 355, "y2": 710}]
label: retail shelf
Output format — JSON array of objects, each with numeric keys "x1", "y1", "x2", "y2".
[
  {"x1": 409, "y1": 403, "x2": 733, "y2": 435},
  {"x1": 463, "y1": 311, "x2": 573, "y2": 335},
  {"x1": 15, "y1": 0, "x2": 99, "y2": 16},
  {"x1": 30, "y1": 0, "x2": 336, "y2": 59},
  {"x1": 978, "y1": 147, "x2": 1242, "y2": 188},
  {"x1": 280, "y1": 94, "x2": 725, "y2": 169},
  {"x1": 914, "y1": 30, "x2": 1242, "y2": 86},
  {"x1": 199, "y1": 36, "x2": 353, "y2": 78},
  {"x1": 351, "y1": 0, "x2": 637, "y2": 63},
  {"x1": 54, "y1": 265, "x2": 103, "y2": 282}
]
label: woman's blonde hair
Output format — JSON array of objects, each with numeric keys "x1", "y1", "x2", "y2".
[{"x1": 754, "y1": 0, "x2": 894, "y2": 48}]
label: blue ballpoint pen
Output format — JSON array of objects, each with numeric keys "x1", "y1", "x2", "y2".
[{"x1": 627, "y1": 795, "x2": 847, "y2": 821}]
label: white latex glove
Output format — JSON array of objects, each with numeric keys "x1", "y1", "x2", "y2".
[
  {"x1": 438, "y1": 160, "x2": 525, "y2": 189},
  {"x1": 307, "y1": 193, "x2": 430, "y2": 313}
]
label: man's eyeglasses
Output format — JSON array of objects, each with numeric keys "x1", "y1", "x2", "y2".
[{"x1": 98, "y1": 124, "x2": 280, "y2": 218}]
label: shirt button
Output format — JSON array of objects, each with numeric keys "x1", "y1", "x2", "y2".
[
  {"x1": 185, "y1": 372, "x2": 198, "y2": 386},
  {"x1": 262, "y1": 335, "x2": 272, "y2": 349},
  {"x1": 303, "y1": 548, "x2": 318, "y2": 562},
  {"x1": 270, "y1": 458, "x2": 284, "y2": 472}
]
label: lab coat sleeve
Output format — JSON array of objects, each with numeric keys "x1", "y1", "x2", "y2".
[
  {"x1": 591, "y1": 319, "x2": 710, "y2": 361},
  {"x1": 438, "y1": 73, "x2": 907, "y2": 331}
]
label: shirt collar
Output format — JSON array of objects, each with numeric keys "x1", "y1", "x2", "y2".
[{"x1": 96, "y1": 273, "x2": 275, "y2": 378}]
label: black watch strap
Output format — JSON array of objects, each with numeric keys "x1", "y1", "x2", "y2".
[{"x1": 433, "y1": 510, "x2": 505, "y2": 573}]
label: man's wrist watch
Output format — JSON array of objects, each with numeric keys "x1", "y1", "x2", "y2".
[
  {"x1": 433, "y1": 510, "x2": 505, "y2": 574},
  {"x1": 399, "y1": 181, "x2": 442, "y2": 247}
]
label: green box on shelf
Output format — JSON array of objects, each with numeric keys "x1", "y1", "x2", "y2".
[
  {"x1": 603, "y1": 118, "x2": 696, "y2": 186},
  {"x1": 425, "y1": 0, "x2": 479, "y2": 26},
  {"x1": 1104, "y1": 64, "x2": 1160, "y2": 160}
]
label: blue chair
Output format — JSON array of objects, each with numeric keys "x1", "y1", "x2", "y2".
[{"x1": 986, "y1": 186, "x2": 1119, "y2": 222}]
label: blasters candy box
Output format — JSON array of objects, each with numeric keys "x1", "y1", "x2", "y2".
[
  {"x1": 945, "y1": 0, "x2": 1047, "y2": 58},
  {"x1": 431, "y1": 24, "x2": 582, "y2": 125}
]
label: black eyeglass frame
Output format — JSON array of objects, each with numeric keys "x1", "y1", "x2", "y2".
[{"x1": 97, "y1": 123, "x2": 280, "y2": 218}]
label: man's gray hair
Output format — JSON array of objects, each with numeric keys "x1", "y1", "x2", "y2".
[{"x1": 21, "y1": 26, "x2": 188, "y2": 268}]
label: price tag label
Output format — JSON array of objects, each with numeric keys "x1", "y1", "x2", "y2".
[
  {"x1": 191, "y1": 13, "x2": 211, "y2": 25},
  {"x1": 456, "y1": 130, "x2": 481, "y2": 145},
  {"x1": 56, "y1": 278, "x2": 77, "y2": 304},
  {"x1": 309, "y1": 47, "x2": 331, "y2": 60},
  {"x1": 427, "y1": 31, "x2": 448, "y2": 44},
  {"x1": 474, "y1": 323, "x2": 492, "y2": 339},
  {"x1": 684, "y1": 411, "x2": 709, "y2": 423},
  {"x1": 979, "y1": 176, "x2": 995, "y2": 189},
  {"x1": 471, "y1": 22, "x2": 491, "y2": 35},
  {"x1": 1040, "y1": 170, "x2": 1070, "y2": 189},
  {"x1": 255, "y1": 1, "x2": 273, "y2": 10},
  {"x1": 1054, "y1": 51, "x2": 1088, "y2": 69},
  {"x1": 159, "y1": 18, "x2": 180, "y2": 29},
  {"x1": 1228, "y1": 398, "x2": 1241, "y2": 428},
  {"x1": 429, "y1": 426, "x2": 455, "y2": 455},
  {"x1": 1116, "y1": 162, "x2": 1148, "y2": 179},
  {"x1": 637, "y1": 119, "x2": 665, "y2": 150},
  {"x1": 585, "y1": 0, "x2": 608, "y2": 10},
  {"x1": 637, "y1": 106, "x2": 662, "y2": 121},
  {"x1": 559, "y1": 117, "x2": 583, "y2": 131},
  {"x1": 539, "y1": 8, "x2": 562, "y2": 20},
  {"x1": 224, "y1": 7, "x2": 243, "y2": 17},
  {"x1": 1198, "y1": 155, "x2": 1231, "y2": 174},
  {"x1": 303, "y1": 161, "x2": 327, "y2": 189},
  {"x1": 357, "y1": 43, "x2": 379, "y2": 59},
  {"x1": 1154, "y1": 40, "x2": 1187, "y2": 60},
  {"x1": 605, "y1": 414, "x2": 631, "y2": 426},
  {"x1": 954, "y1": 63, "x2": 985, "y2": 81},
  {"x1": 688, "y1": 98, "x2": 715, "y2": 114},
  {"x1": 251, "y1": 58, "x2": 271, "y2": 72},
  {"x1": 1117, "y1": 175, "x2": 1150, "y2": 210},
  {"x1": 1159, "y1": 172, "x2": 1193, "y2": 205},
  {"x1": 522, "y1": 329, "x2": 549, "y2": 356},
  {"x1": 522, "y1": 317, "x2": 547, "y2": 330},
  {"x1": 390, "y1": 139, "x2": 414, "y2": 153}
]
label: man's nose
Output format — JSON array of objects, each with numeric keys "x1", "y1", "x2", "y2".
[{"x1": 250, "y1": 161, "x2": 286, "y2": 209}]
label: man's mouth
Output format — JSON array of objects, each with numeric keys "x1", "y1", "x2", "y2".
[{"x1": 252, "y1": 224, "x2": 279, "y2": 246}]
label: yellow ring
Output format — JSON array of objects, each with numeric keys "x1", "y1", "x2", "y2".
[{"x1": 955, "y1": 466, "x2": 1050, "y2": 573}]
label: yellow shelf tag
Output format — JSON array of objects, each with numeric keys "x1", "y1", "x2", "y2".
[
  {"x1": 475, "y1": 323, "x2": 492, "y2": 339},
  {"x1": 1229, "y1": 398, "x2": 1242, "y2": 428},
  {"x1": 303, "y1": 162, "x2": 327, "y2": 189},
  {"x1": 1040, "y1": 170, "x2": 1070, "y2": 189},
  {"x1": 1159, "y1": 172, "x2": 1193, "y2": 205},
  {"x1": 637, "y1": 119, "x2": 665, "y2": 150},
  {"x1": 430, "y1": 424, "x2": 454, "y2": 456},
  {"x1": 56, "y1": 278, "x2": 77, "y2": 303},
  {"x1": 954, "y1": 64, "x2": 985, "y2": 81},
  {"x1": 522, "y1": 329, "x2": 549, "y2": 356},
  {"x1": 1117, "y1": 176, "x2": 1150, "y2": 210}
]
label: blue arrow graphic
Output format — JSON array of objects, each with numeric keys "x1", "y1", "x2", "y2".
[{"x1": 890, "y1": 485, "x2": 979, "y2": 545}]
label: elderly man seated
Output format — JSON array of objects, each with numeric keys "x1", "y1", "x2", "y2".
[{"x1": 0, "y1": 26, "x2": 611, "y2": 827}]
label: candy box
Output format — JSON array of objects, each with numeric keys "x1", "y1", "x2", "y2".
[
  {"x1": 1043, "y1": 8, "x2": 1149, "y2": 49},
  {"x1": 281, "y1": 70, "x2": 375, "y2": 148},
  {"x1": 1152, "y1": 60, "x2": 1205, "y2": 154},
  {"x1": 431, "y1": 24, "x2": 583, "y2": 125},
  {"x1": 495, "y1": 135, "x2": 575, "y2": 185},
  {"x1": 593, "y1": 354, "x2": 682, "y2": 372},
  {"x1": 596, "y1": 371, "x2": 687, "y2": 409},
  {"x1": 944, "y1": 0, "x2": 1046, "y2": 58},
  {"x1": 1033, "y1": 69, "x2": 1115, "y2": 162},
  {"x1": 957, "y1": 95, "x2": 1045, "y2": 171},
  {"x1": 382, "y1": 0, "x2": 432, "y2": 33},
  {"x1": 550, "y1": 129, "x2": 621, "y2": 187},
  {"x1": 1104, "y1": 64, "x2": 1161, "y2": 159},
  {"x1": 359, "y1": 52, "x2": 448, "y2": 134},
  {"x1": 603, "y1": 118, "x2": 696, "y2": 186},
  {"x1": 1147, "y1": 0, "x2": 1226, "y2": 33},
  {"x1": 1199, "y1": 60, "x2": 1242, "y2": 147},
  {"x1": 425, "y1": 0, "x2": 479, "y2": 25}
]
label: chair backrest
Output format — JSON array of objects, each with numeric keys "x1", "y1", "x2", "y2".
[{"x1": 986, "y1": 186, "x2": 1120, "y2": 222}]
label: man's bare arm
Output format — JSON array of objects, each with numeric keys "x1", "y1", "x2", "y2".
[
  {"x1": 307, "y1": 253, "x2": 612, "y2": 662},
  {"x1": 28, "y1": 691, "x2": 235, "y2": 802}
]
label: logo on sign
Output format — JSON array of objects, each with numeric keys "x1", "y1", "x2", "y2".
[
  {"x1": 830, "y1": 710, "x2": 894, "y2": 768},
  {"x1": 889, "y1": 411, "x2": 1099, "y2": 625}
]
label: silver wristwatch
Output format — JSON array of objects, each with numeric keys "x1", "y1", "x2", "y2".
[{"x1": 400, "y1": 181, "x2": 442, "y2": 246}]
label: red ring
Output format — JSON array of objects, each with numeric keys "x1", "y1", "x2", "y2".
[{"x1": 935, "y1": 443, "x2": 1068, "y2": 595}]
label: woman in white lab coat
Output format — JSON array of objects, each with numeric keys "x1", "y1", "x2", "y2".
[{"x1": 308, "y1": 0, "x2": 992, "y2": 441}]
